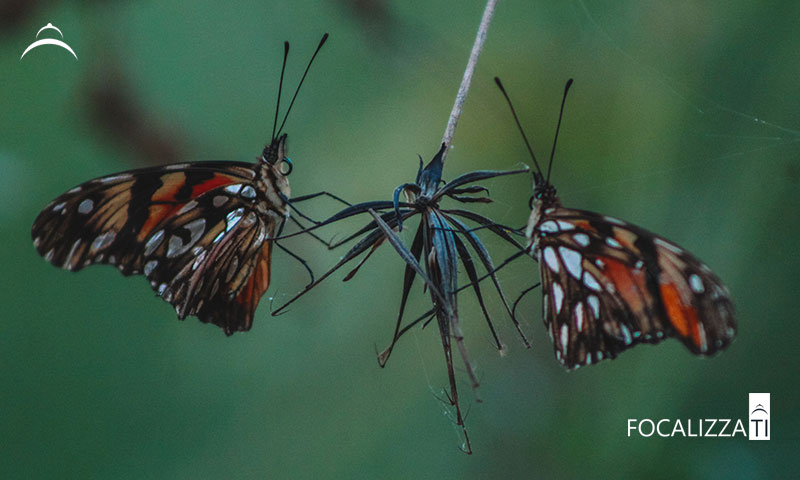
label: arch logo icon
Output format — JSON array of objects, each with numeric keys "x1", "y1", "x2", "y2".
[{"x1": 20, "y1": 23, "x2": 77, "y2": 60}]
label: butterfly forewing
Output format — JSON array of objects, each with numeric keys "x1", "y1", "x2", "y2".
[
  {"x1": 531, "y1": 206, "x2": 736, "y2": 369},
  {"x1": 32, "y1": 162, "x2": 256, "y2": 274}
]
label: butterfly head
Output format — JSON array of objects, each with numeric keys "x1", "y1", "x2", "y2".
[
  {"x1": 260, "y1": 133, "x2": 292, "y2": 203},
  {"x1": 262, "y1": 133, "x2": 289, "y2": 166},
  {"x1": 530, "y1": 171, "x2": 558, "y2": 210},
  {"x1": 526, "y1": 171, "x2": 560, "y2": 241}
]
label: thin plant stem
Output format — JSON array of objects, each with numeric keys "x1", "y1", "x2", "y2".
[{"x1": 440, "y1": 0, "x2": 498, "y2": 165}]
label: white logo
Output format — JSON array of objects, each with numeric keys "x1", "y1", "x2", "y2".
[
  {"x1": 627, "y1": 393, "x2": 772, "y2": 440},
  {"x1": 20, "y1": 23, "x2": 77, "y2": 60},
  {"x1": 749, "y1": 393, "x2": 770, "y2": 440},
  {"x1": 626, "y1": 418, "x2": 746, "y2": 438}
]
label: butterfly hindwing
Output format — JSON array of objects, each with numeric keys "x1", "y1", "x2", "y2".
[
  {"x1": 534, "y1": 207, "x2": 736, "y2": 369},
  {"x1": 141, "y1": 186, "x2": 280, "y2": 334}
]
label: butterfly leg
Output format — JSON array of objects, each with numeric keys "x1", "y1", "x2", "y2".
[
  {"x1": 511, "y1": 282, "x2": 541, "y2": 322},
  {"x1": 290, "y1": 190, "x2": 352, "y2": 206},
  {"x1": 280, "y1": 191, "x2": 351, "y2": 228},
  {"x1": 274, "y1": 240, "x2": 315, "y2": 287},
  {"x1": 287, "y1": 215, "x2": 339, "y2": 248}
]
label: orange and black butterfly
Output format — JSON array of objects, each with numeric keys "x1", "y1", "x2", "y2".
[
  {"x1": 31, "y1": 35, "x2": 331, "y2": 335},
  {"x1": 496, "y1": 77, "x2": 736, "y2": 369}
]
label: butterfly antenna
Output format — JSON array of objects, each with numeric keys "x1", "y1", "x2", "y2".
[
  {"x1": 494, "y1": 77, "x2": 543, "y2": 178},
  {"x1": 546, "y1": 78, "x2": 573, "y2": 185},
  {"x1": 276, "y1": 33, "x2": 329, "y2": 137},
  {"x1": 271, "y1": 41, "x2": 290, "y2": 141}
]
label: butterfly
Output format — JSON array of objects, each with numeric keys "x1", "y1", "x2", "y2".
[
  {"x1": 495, "y1": 77, "x2": 736, "y2": 369},
  {"x1": 31, "y1": 35, "x2": 329, "y2": 335}
]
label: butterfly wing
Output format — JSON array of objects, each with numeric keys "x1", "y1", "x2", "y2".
[
  {"x1": 533, "y1": 207, "x2": 736, "y2": 369},
  {"x1": 32, "y1": 161, "x2": 282, "y2": 334},
  {"x1": 32, "y1": 161, "x2": 256, "y2": 273}
]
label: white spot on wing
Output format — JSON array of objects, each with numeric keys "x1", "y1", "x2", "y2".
[
  {"x1": 559, "y1": 246, "x2": 582, "y2": 279},
  {"x1": 144, "y1": 260, "x2": 158, "y2": 276},
  {"x1": 605, "y1": 237, "x2": 622, "y2": 248},
  {"x1": 166, "y1": 218, "x2": 206, "y2": 258},
  {"x1": 177, "y1": 200, "x2": 198, "y2": 215},
  {"x1": 78, "y1": 198, "x2": 94, "y2": 214},
  {"x1": 144, "y1": 230, "x2": 164, "y2": 256},
  {"x1": 689, "y1": 274, "x2": 705, "y2": 293},
  {"x1": 619, "y1": 324, "x2": 633, "y2": 345},
  {"x1": 63, "y1": 239, "x2": 81, "y2": 269},
  {"x1": 543, "y1": 247, "x2": 560, "y2": 273},
  {"x1": 654, "y1": 237, "x2": 684, "y2": 255},
  {"x1": 226, "y1": 207, "x2": 245, "y2": 232},
  {"x1": 91, "y1": 231, "x2": 116, "y2": 252},
  {"x1": 52, "y1": 202, "x2": 66, "y2": 212},
  {"x1": 573, "y1": 233, "x2": 590, "y2": 247},
  {"x1": 595, "y1": 259, "x2": 605, "y2": 269},
  {"x1": 254, "y1": 225, "x2": 267, "y2": 248},
  {"x1": 212, "y1": 195, "x2": 228, "y2": 207},
  {"x1": 164, "y1": 163, "x2": 189, "y2": 171},
  {"x1": 185, "y1": 218, "x2": 206, "y2": 239},
  {"x1": 224, "y1": 184, "x2": 243, "y2": 195},
  {"x1": 192, "y1": 250, "x2": 207, "y2": 271},
  {"x1": 552, "y1": 282, "x2": 564, "y2": 314},
  {"x1": 99, "y1": 173, "x2": 133, "y2": 184},
  {"x1": 539, "y1": 220, "x2": 559, "y2": 233},
  {"x1": 556, "y1": 220, "x2": 574, "y2": 231},
  {"x1": 240, "y1": 185, "x2": 256, "y2": 199},
  {"x1": 583, "y1": 271, "x2": 602, "y2": 292},
  {"x1": 574, "y1": 302, "x2": 585, "y2": 331},
  {"x1": 603, "y1": 215, "x2": 625, "y2": 225},
  {"x1": 560, "y1": 324, "x2": 569, "y2": 350}
]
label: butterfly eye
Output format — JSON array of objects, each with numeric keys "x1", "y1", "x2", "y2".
[{"x1": 279, "y1": 157, "x2": 293, "y2": 175}]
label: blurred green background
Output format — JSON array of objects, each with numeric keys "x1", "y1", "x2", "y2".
[{"x1": 2, "y1": 0, "x2": 798, "y2": 478}]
